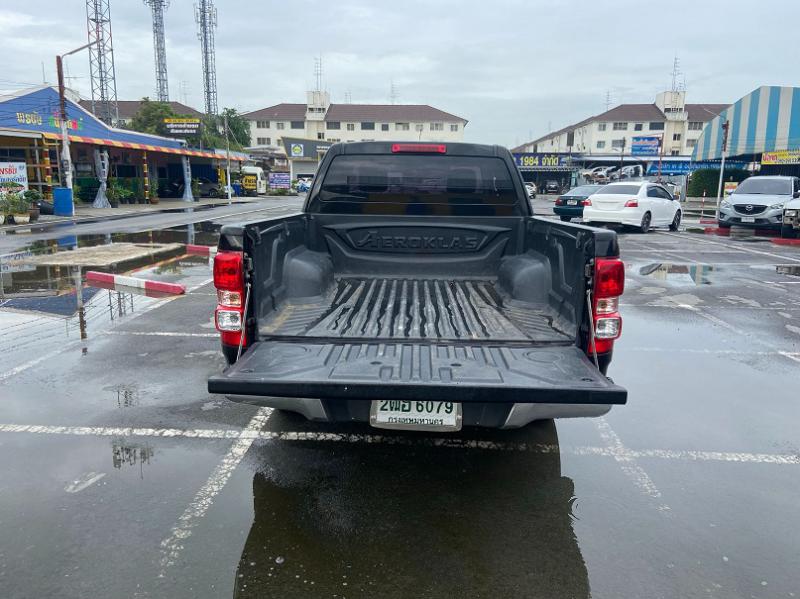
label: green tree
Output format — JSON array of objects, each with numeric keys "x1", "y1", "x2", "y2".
[
  {"x1": 129, "y1": 98, "x2": 180, "y2": 137},
  {"x1": 199, "y1": 108, "x2": 250, "y2": 150}
]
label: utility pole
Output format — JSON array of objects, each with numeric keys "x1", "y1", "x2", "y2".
[
  {"x1": 224, "y1": 113, "x2": 232, "y2": 205},
  {"x1": 619, "y1": 137, "x2": 626, "y2": 176},
  {"x1": 715, "y1": 120, "x2": 730, "y2": 220},
  {"x1": 56, "y1": 41, "x2": 98, "y2": 190}
]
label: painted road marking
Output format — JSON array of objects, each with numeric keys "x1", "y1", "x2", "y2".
[
  {"x1": 595, "y1": 417, "x2": 671, "y2": 513},
  {"x1": 658, "y1": 231, "x2": 800, "y2": 264},
  {"x1": 157, "y1": 407, "x2": 273, "y2": 574},
  {"x1": 1, "y1": 422, "x2": 798, "y2": 465},
  {"x1": 65, "y1": 472, "x2": 106, "y2": 494},
  {"x1": 105, "y1": 331, "x2": 218, "y2": 338}
]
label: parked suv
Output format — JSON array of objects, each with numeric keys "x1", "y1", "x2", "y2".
[
  {"x1": 719, "y1": 176, "x2": 800, "y2": 230},
  {"x1": 783, "y1": 196, "x2": 800, "y2": 238}
]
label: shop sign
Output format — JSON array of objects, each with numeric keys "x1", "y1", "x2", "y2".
[
  {"x1": 0, "y1": 250, "x2": 35, "y2": 273},
  {"x1": 513, "y1": 153, "x2": 572, "y2": 168},
  {"x1": 269, "y1": 172, "x2": 291, "y2": 189},
  {"x1": 724, "y1": 181, "x2": 738, "y2": 197},
  {"x1": 0, "y1": 162, "x2": 28, "y2": 193},
  {"x1": 164, "y1": 118, "x2": 201, "y2": 135},
  {"x1": 631, "y1": 136, "x2": 661, "y2": 156},
  {"x1": 290, "y1": 143, "x2": 305, "y2": 158},
  {"x1": 761, "y1": 150, "x2": 800, "y2": 165}
]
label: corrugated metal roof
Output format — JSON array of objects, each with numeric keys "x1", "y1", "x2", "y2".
[
  {"x1": 692, "y1": 86, "x2": 800, "y2": 161},
  {"x1": 243, "y1": 103, "x2": 466, "y2": 123},
  {"x1": 685, "y1": 104, "x2": 728, "y2": 122},
  {"x1": 79, "y1": 99, "x2": 203, "y2": 119}
]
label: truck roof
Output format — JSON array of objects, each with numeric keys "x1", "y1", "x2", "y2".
[{"x1": 330, "y1": 141, "x2": 511, "y2": 157}]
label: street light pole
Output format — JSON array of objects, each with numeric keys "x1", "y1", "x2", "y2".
[
  {"x1": 56, "y1": 41, "x2": 98, "y2": 190},
  {"x1": 715, "y1": 120, "x2": 730, "y2": 221},
  {"x1": 224, "y1": 113, "x2": 232, "y2": 205}
]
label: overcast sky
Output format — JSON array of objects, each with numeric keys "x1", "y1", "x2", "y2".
[{"x1": 2, "y1": 0, "x2": 798, "y2": 146}]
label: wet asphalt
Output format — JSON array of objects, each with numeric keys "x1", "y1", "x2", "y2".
[{"x1": 1, "y1": 197, "x2": 799, "y2": 598}]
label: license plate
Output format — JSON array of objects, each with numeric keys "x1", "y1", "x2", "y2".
[
  {"x1": 740, "y1": 216, "x2": 756, "y2": 223},
  {"x1": 370, "y1": 400, "x2": 462, "y2": 431},
  {"x1": 567, "y1": 199, "x2": 578, "y2": 205}
]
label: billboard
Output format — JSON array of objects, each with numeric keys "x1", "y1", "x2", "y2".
[
  {"x1": 0, "y1": 162, "x2": 28, "y2": 193},
  {"x1": 513, "y1": 153, "x2": 572, "y2": 169},
  {"x1": 164, "y1": 118, "x2": 201, "y2": 136},
  {"x1": 631, "y1": 136, "x2": 661, "y2": 157},
  {"x1": 761, "y1": 150, "x2": 800, "y2": 165},
  {"x1": 269, "y1": 172, "x2": 291, "y2": 189}
]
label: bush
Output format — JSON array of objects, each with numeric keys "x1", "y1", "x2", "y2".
[
  {"x1": 269, "y1": 188, "x2": 290, "y2": 196},
  {"x1": 687, "y1": 168, "x2": 750, "y2": 197},
  {"x1": 5, "y1": 192, "x2": 30, "y2": 214},
  {"x1": 24, "y1": 189, "x2": 43, "y2": 203}
]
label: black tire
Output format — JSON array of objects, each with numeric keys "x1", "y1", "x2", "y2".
[
  {"x1": 669, "y1": 210, "x2": 682, "y2": 231},
  {"x1": 781, "y1": 224, "x2": 798, "y2": 239},
  {"x1": 208, "y1": 187, "x2": 220, "y2": 198},
  {"x1": 638, "y1": 211, "x2": 652, "y2": 234},
  {"x1": 559, "y1": 215, "x2": 571, "y2": 222},
  {"x1": 718, "y1": 221, "x2": 731, "y2": 229}
]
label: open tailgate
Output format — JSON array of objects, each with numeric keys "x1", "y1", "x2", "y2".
[{"x1": 208, "y1": 341, "x2": 627, "y2": 405}]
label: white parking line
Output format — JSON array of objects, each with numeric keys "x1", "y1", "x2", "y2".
[
  {"x1": 105, "y1": 331, "x2": 218, "y2": 338},
  {"x1": 1, "y1": 422, "x2": 797, "y2": 465},
  {"x1": 158, "y1": 407, "x2": 272, "y2": 574},
  {"x1": 657, "y1": 231, "x2": 800, "y2": 264},
  {"x1": 65, "y1": 472, "x2": 106, "y2": 493},
  {"x1": 595, "y1": 418, "x2": 671, "y2": 513}
]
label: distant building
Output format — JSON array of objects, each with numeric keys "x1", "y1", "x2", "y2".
[
  {"x1": 243, "y1": 90, "x2": 467, "y2": 151},
  {"x1": 514, "y1": 92, "x2": 728, "y2": 158},
  {"x1": 79, "y1": 99, "x2": 203, "y2": 126}
]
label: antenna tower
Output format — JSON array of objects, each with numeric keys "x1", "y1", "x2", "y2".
[
  {"x1": 86, "y1": 0, "x2": 119, "y2": 125},
  {"x1": 195, "y1": 0, "x2": 218, "y2": 115},
  {"x1": 314, "y1": 56, "x2": 323, "y2": 92},
  {"x1": 605, "y1": 90, "x2": 612, "y2": 111},
  {"x1": 389, "y1": 81, "x2": 399, "y2": 105},
  {"x1": 144, "y1": 0, "x2": 170, "y2": 102}
]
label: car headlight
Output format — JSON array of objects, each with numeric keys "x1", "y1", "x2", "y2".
[
  {"x1": 770, "y1": 203, "x2": 785, "y2": 210},
  {"x1": 785, "y1": 209, "x2": 798, "y2": 217},
  {"x1": 720, "y1": 200, "x2": 731, "y2": 209}
]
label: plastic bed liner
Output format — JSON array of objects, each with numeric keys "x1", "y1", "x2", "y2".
[
  {"x1": 259, "y1": 277, "x2": 570, "y2": 343},
  {"x1": 207, "y1": 343, "x2": 627, "y2": 404}
]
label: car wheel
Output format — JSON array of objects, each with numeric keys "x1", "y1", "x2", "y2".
[
  {"x1": 669, "y1": 210, "x2": 682, "y2": 231},
  {"x1": 638, "y1": 212, "x2": 652, "y2": 233},
  {"x1": 781, "y1": 224, "x2": 798, "y2": 239},
  {"x1": 718, "y1": 222, "x2": 731, "y2": 229},
  {"x1": 559, "y1": 216, "x2": 571, "y2": 222},
  {"x1": 208, "y1": 188, "x2": 220, "y2": 198}
]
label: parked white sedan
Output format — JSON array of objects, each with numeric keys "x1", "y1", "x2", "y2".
[{"x1": 582, "y1": 181, "x2": 682, "y2": 233}]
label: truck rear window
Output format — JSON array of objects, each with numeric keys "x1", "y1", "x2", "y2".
[{"x1": 316, "y1": 155, "x2": 523, "y2": 215}]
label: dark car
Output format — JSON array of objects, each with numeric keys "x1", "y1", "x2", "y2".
[
  {"x1": 553, "y1": 184, "x2": 603, "y2": 222},
  {"x1": 544, "y1": 180, "x2": 561, "y2": 194}
]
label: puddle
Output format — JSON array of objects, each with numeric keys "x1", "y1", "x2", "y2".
[
  {"x1": 637, "y1": 263, "x2": 718, "y2": 285},
  {"x1": 776, "y1": 265, "x2": 800, "y2": 277}
]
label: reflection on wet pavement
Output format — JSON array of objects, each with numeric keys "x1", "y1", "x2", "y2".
[
  {"x1": 638, "y1": 263, "x2": 717, "y2": 285},
  {"x1": 234, "y1": 421, "x2": 589, "y2": 599},
  {"x1": 776, "y1": 265, "x2": 800, "y2": 277}
]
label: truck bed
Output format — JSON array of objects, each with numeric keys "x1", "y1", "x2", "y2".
[{"x1": 259, "y1": 276, "x2": 570, "y2": 343}]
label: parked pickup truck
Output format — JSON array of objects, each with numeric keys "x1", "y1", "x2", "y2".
[{"x1": 208, "y1": 141, "x2": 627, "y2": 431}]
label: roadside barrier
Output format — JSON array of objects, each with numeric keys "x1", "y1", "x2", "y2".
[{"x1": 85, "y1": 271, "x2": 186, "y2": 295}]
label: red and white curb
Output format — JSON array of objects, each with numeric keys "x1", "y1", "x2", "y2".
[
  {"x1": 186, "y1": 244, "x2": 218, "y2": 257},
  {"x1": 86, "y1": 271, "x2": 186, "y2": 295}
]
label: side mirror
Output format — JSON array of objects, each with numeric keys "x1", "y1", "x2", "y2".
[{"x1": 793, "y1": 190, "x2": 800, "y2": 199}]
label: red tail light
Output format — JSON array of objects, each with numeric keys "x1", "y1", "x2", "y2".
[
  {"x1": 583, "y1": 198, "x2": 592, "y2": 206},
  {"x1": 213, "y1": 251, "x2": 247, "y2": 348},
  {"x1": 590, "y1": 258, "x2": 624, "y2": 355},
  {"x1": 391, "y1": 143, "x2": 446, "y2": 153},
  {"x1": 624, "y1": 199, "x2": 639, "y2": 207},
  {"x1": 554, "y1": 197, "x2": 563, "y2": 206}
]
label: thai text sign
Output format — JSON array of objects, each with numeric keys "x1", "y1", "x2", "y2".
[
  {"x1": 761, "y1": 150, "x2": 800, "y2": 165},
  {"x1": 0, "y1": 162, "x2": 28, "y2": 193}
]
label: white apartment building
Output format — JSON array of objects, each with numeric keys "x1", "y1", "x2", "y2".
[
  {"x1": 514, "y1": 92, "x2": 728, "y2": 158},
  {"x1": 243, "y1": 90, "x2": 467, "y2": 151}
]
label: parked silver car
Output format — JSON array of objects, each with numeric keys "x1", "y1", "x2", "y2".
[{"x1": 718, "y1": 176, "x2": 800, "y2": 230}]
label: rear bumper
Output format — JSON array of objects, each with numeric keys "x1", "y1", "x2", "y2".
[
  {"x1": 553, "y1": 206, "x2": 584, "y2": 217},
  {"x1": 582, "y1": 207, "x2": 641, "y2": 226},
  {"x1": 224, "y1": 394, "x2": 613, "y2": 428}
]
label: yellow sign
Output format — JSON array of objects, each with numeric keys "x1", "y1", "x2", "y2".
[
  {"x1": 242, "y1": 174, "x2": 257, "y2": 190},
  {"x1": 723, "y1": 181, "x2": 738, "y2": 197},
  {"x1": 761, "y1": 150, "x2": 800, "y2": 165},
  {"x1": 16, "y1": 111, "x2": 42, "y2": 125},
  {"x1": 163, "y1": 118, "x2": 201, "y2": 124}
]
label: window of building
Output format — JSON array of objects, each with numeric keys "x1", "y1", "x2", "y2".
[
  {"x1": 361, "y1": 139, "x2": 374, "y2": 142},
  {"x1": 326, "y1": 121, "x2": 341, "y2": 130},
  {"x1": 360, "y1": 122, "x2": 375, "y2": 130},
  {"x1": 415, "y1": 124, "x2": 424, "y2": 132},
  {"x1": 381, "y1": 123, "x2": 389, "y2": 131},
  {"x1": 649, "y1": 122, "x2": 664, "y2": 131},
  {"x1": 256, "y1": 137, "x2": 270, "y2": 145},
  {"x1": 686, "y1": 139, "x2": 696, "y2": 148},
  {"x1": 673, "y1": 133, "x2": 681, "y2": 141},
  {"x1": 596, "y1": 140, "x2": 606, "y2": 149},
  {"x1": 688, "y1": 121, "x2": 703, "y2": 131},
  {"x1": 256, "y1": 120, "x2": 270, "y2": 128},
  {"x1": 317, "y1": 132, "x2": 325, "y2": 140},
  {"x1": 430, "y1": 122, "x2": 444, "y2": 131},
  {"x1": 276, "y1": 122, "x2": 285, "y2": 130},
  {"x1": 612, "y1": 122, "x2": 627, "y2": 131},
  {"x1": 328, "y1": 138, "x2": 340, "y2": 142},
  {"x1": 670, "y1": 150, "x2": 680, "y2": 156},
  {"x1": 346, "y1": 123, "x2": 355, "y2": 131},
  {"x1": 290, "y1": 121, "x2": 304, "y2": 129},
  {"x1": 611, "y1": 139, "x2": 625, "y2": 149},
  {"x1": 395, "y1": 122, "x2": 410, "y2": 131},
  {"x1": 598, "y1": 123, "x2": 607, "y2": 131},
  {"x1": 634, "y1": 123, "x2": 643, "y2": 131},
  {"x1": 450, "y1": 124, "x2": 459, "y2": 132}
]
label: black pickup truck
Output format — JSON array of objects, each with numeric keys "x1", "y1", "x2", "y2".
[{"x1": 208, "y1": 142, "x2": 626, "y2": 431}]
